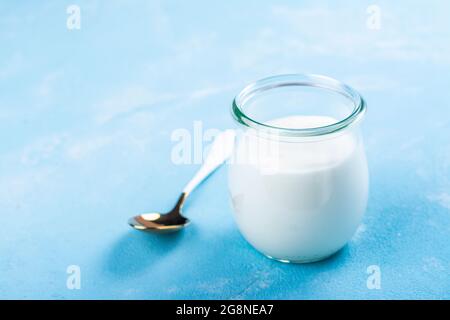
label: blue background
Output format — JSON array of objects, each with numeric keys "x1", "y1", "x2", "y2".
[{"x1": 0, "y1": 0, "x2": 449, "y2": 299}]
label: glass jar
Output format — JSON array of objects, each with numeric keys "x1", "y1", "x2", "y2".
[{"x1": 228, "y1": 74, "x2": 368, "y2": 263}]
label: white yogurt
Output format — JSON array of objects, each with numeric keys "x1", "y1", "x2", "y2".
[{"x1": 228, "y1": 116, "x2": 369, "y2": 262}]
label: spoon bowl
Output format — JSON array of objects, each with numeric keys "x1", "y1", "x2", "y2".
[
  {"x1": 128, "y1": 193, "x2": 190, "y2": 233},
  {"x1": 128, "y1": 214, "x2": 190, "y2": 233}
]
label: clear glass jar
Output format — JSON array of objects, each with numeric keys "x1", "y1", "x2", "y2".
[{"x1": 228, "y1": 74, "x2": 368, "y2": 263}]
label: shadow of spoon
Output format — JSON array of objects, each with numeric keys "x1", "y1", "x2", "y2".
[{"x1": 104, "y1": 230, "x2": 186, "y2": 276}]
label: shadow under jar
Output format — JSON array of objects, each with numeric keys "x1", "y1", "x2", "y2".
[{"x1": 228, "y1": 74, "x2": 369, "y2": 263}]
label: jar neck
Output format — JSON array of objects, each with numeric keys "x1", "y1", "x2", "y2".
[{"x1": 232, "y1": 74, "x2": 366, "y2": 139}]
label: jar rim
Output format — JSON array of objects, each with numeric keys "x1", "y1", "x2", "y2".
[{"x1": 231, "y1": 74, "x2": 366, "y2": 137}]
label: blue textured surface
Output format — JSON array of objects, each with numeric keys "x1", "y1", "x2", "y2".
[{"x1": 0, "y1": 1, "x2": 449, "y2": 299}]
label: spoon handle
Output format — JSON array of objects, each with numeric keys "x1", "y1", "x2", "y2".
[{"x1": 182, "y1": 129, "x2": 235, "y2": 196}]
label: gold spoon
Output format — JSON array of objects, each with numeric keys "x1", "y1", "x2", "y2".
[{"x1": 128, "y1": 130, "x2": 235, "y2": 233}]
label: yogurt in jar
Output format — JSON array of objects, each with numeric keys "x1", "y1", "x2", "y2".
[{"x1": 228, "y1": 115, "x2": 369, "y2": 263}]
